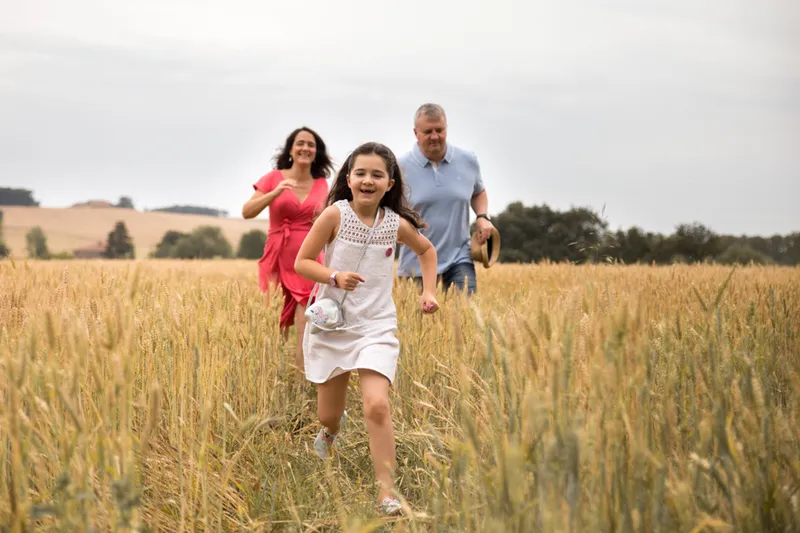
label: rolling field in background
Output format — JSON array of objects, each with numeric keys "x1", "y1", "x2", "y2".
[
  {"x1": 0, "y1": 260, "x2": 798, "y2": 531},
  {"x1": 1, "y1": 207, "x2": 269, "y2": 258}
]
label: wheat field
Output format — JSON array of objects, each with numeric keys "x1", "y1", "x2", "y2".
[{"x1": 0, "y1": 260, "x2": 798, "y2": 532}]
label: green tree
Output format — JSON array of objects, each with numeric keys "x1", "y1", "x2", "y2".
[
  {"x1": 671, "y1": 223, "x2": 720, "y2": 263},
  {"x1": 0, "y1": 187, "x2": 39, "y2": 206},
  {"x1": 115, "y1": 196, "x2": 135, "y2": 209},
  {"x1": 156, "y1": 226, "x2": 233, "y2": 259},
  {"x1": 237, "y1": 229, "x2": 267, "y2": 259},
  {"x1": 152, "y1": 230, "x2": 188, "y2": 258},
  {"x1": 738, "y1": 233, "x2": 800, "y2": 266},
  {"x1": 26, "y1": 226, "x2": 49, "y2": 259},
  {"x1": 784, "y1": 233, "x2": 800, "y2": 265},
  {"x1": 716, "y1": 243, "x2": 774, "y2": 265},
  {"x1": 605, "y1": 227, "x2": 656, "y2": 264},
  {"x1": 491, "y1": 202, "x2": 607, "y2": 264},
  {"x1": 179, "y1": 226, "x2": 233, "y2": 259},
  {"x1": 104, "y1": 221, "x2": 135, "y2": 258}
]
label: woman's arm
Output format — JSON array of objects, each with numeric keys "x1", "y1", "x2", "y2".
[{"x1": 242, "y1": 177, "x2": 296, "y2": 219}]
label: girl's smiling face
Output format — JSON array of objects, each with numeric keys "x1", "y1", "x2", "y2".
[{"x1": 347, "y1": 154, "x2": 394, "y2": 207}]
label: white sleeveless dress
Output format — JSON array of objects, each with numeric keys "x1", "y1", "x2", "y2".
[{"x1": 302, "y1": 200, "x2": 401, "y2": 385}]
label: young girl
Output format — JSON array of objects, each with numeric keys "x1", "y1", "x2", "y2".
[{"x1": 294, "y1": 142, "x2": 439, "y2": 515}]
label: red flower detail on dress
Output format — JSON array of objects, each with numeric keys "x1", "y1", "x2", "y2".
[{"x1": 386, "y1": 247, "x2": 393, "y2": 257}]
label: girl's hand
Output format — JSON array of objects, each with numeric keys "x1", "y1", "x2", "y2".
[
  {"x1": 420, "y1": 292, "x2": 439, "y2": 314},
  {"x1": 335, "y1": 272, "x2": 366, "y2": 291}
]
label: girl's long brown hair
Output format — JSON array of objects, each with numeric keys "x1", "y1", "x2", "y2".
[{"x1": 325, "y1": 142, "x2": 424, "y2": 229}]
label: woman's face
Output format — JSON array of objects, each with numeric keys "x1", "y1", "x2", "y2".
[{"x1": 291, "y1": 130, "x2": 317, "y2": 166}]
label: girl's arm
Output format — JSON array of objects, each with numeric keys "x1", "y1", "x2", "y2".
[
  {"x1": 397, "y1": 218, "x2": 439, "y2": 313},
  {"x1": 294, "y1": 206, "x2": 366, "y2": 290}
]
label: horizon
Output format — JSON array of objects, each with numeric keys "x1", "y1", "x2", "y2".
[{"x1": 4, "y1": 195, "x2": 797, "y2": 239}]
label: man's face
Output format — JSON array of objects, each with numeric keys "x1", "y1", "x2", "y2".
[{"x1": 414, "y1": 115, "x2": 447, "y2": 161}]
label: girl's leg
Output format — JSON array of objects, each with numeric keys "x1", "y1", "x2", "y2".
[
  {"x1": 358, "y1": 369, "x2": 395, "y2": 502},
  {"x1": 317, "y1": 371, "x2": 350, "y2": 434}
]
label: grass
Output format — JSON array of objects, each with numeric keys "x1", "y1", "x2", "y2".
[{"x1": 0, "y1": 259, "x2": 798, "y2": 532}]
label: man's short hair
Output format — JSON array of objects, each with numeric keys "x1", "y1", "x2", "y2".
[{"x1": 414, "y1": 103, "x2": 446, "y2": 124}]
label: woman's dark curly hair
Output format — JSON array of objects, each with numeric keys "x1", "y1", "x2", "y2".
[
  {"x1": 272, "y1": 126, "x2": 333, "y2": 179},
  {"x1": 326, "y1": 142, "x2": 424, "y2": 229}
]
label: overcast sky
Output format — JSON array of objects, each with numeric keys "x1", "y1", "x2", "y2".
[{"x1": 2, "y1": 0, "x2": 798, "y2": 236}]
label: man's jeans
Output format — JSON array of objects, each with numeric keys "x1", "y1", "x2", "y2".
[{"x1": 408, "y1": 261, "x2": 477, "y2": 296}]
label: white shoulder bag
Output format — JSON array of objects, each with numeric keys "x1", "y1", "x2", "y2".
[{"x1": 304, "y1": 207, "x2": 381, "y2": 334}]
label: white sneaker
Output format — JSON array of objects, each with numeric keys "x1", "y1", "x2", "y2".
[
  {"x1": 378, "y1": 497, "x2": 402, "y2": 516},
  {"x1": 313, "y1": 410, "x2": 347, "y2": 460}
]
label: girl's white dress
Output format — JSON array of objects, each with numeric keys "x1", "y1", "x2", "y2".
[{"x1": 303, "y1": 200, "x2": 401, "y2": 385}]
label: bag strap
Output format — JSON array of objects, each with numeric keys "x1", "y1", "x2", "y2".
[{"x1": 308, "y1": 203, "x2": 382, "y2": 306}]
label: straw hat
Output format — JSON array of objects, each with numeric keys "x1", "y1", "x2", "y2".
[{"x1": 470, "y1": 226, "x2": 501, "y2": 268}]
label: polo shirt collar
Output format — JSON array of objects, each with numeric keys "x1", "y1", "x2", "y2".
[{"x1": 412, "y1": 142, "x2": 454, "y2": 166}]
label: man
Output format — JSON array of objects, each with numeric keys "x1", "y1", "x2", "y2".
[{"x1": 396, "y1": 103, "x2": 495, "y2": 295}]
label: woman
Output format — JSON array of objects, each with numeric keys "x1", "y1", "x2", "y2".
[{"x1": 242, "y1": 126, "x2": 333, "y2": 377}]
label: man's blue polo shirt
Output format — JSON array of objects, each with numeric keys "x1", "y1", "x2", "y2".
[{"x1": 397, "y1": 142, "x2": 485, "y2": 277}]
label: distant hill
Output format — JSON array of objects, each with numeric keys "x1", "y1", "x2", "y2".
[
  {"x1": 71, "y1": 200, "x2": 115, "y2": 209},
  {"x1": 1, "y1": 206, "x2": 270, "y2": 259}
]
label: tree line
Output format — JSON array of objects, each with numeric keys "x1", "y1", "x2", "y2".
[
  {"x1": 149, "y1": 226, "x2": 265, "y2": 259},
  {"x1": 0, "y1": 188, "x2": 40, "y2": 207},
  {"x1": 2, "y1": 186, "x2": 797, "y2": 265},
  {"x1": 492, "y1": 202, "x2": 799, "y2": 266}
]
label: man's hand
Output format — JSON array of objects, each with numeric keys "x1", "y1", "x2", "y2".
[{"x1": 475, "y1": 217, "x2": 495, "y2": 244}]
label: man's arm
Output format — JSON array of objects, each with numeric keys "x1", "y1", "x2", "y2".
[
  {"x1": 471, "y1": 189, "x2": 488, "y2": 217},
  {"x1": 471, "y1": 188, "x2": 494, "y2": 244},
  {"x1": 467, "y1": 152, "x2": 494, "y2": 244},
  {"x1": 470, "y1": 151, "x2": 489, "y2": 218}
]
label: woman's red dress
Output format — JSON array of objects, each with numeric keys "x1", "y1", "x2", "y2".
[{"x1": 253, "y1": 169, "x2": 328, "y2": 330}]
